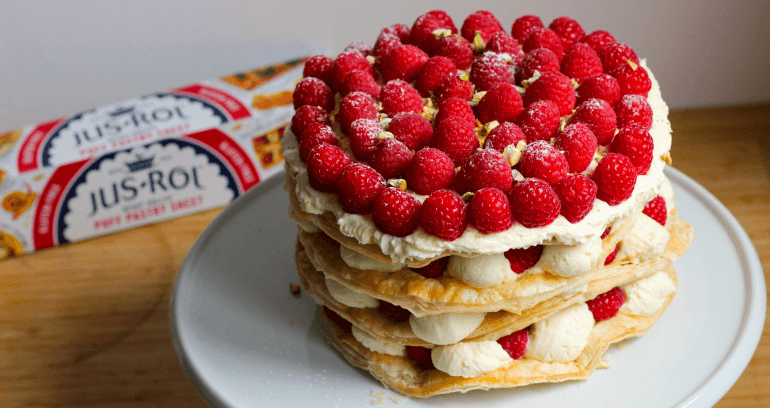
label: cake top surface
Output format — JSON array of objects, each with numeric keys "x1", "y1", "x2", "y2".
[{"x1": 283, "y1": 11, "x2": 672, "y2": 264}]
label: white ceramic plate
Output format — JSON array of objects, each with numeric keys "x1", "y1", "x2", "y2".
[{"x1": 170, "y1": 167, "x2": 765, "y2": 408}]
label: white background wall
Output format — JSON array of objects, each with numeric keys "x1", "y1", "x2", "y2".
[{"x1": 1, "y1": 0, "x2": 769, "y2": 130}]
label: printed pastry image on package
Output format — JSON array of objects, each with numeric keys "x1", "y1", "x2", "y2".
[
  {"x1": 281, "y1": 10, "x2": 695, "y2": 398},
  {"x1": 0, "y1": 57, "x2": 307, "y2": 260}
]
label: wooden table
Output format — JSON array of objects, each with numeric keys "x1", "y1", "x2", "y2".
[{"x1": 2, "y1": 104, "x2": 768, "y2": 408}]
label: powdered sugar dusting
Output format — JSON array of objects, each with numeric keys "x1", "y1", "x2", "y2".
[{"x1": 283, "y1": 60, "x2": 670, "y2": 264}]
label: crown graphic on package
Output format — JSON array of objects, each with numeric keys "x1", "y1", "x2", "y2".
[{"x1": 124, "y1": 154, "x2": 155, "y2": 172}]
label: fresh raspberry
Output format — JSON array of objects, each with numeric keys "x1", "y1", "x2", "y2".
[
  {"x1": 303, "y1": 55, "x2": 334, "y2": 86},
  {"x1": 515, "y1": 100, "x2": 561, "y2": 143},
  {"x1": 368, "y1": 137, "x2": 415, "y2": 179},
  {"x1": 306, "y1": 144, "x2": 352, "y2": 193},
  {"x1": 290, "y1": 105, "x2": 330, "y2": 141},
  {"x1": 568, "y1": 98, "x2": 618, "y2": 145},
  {"x1": 435, "y1": 97, "x2": 476, "y2": 128},
  {"x1": 336, "y1": 163, "x2": 386, "y2": 214},
  {"x1": 604, "y1": 244, "x2": 620, "y2": 265},
  {"x1": 554, "y1": 173, "x2": 597, "y2": 223},
  {"x1": 388, "y1": 112, "x2": 433, "y2": 151},
  {"x1": 615, "y1": 94, "x2": 653, "y2": 130},
  {"x1": 483, "y1": 122, "x2": 526, "y2": 152},
  {"x1": 497, "y1": 328, "x2": 529, "y2": 359},
  {"x1": 577, "y1": 73, "x2": 621, "y2": 106},
  {"x1": 372, "y1": 187, "x2": 422, "y2": 237},
  {"x1": 431, "y1": 116, "x2": 479, "y2": 166},
  {"x1": 412, "y1": 257, "x2": 450, "y2": 279},
  {"x1": 299, "y1": 123, "x2": 338, "y2": 162},
  {"x1": 600, "y1": 43, "x2": 640, "y2": 73},
  {"x1": 344, "y1": 40, "x2": 372, "y2": 56},
  {"x1": 337, "y1": 92, "x2": 378, "y2": 135},
  {"x1": 425, "y1": 10, "x2": 457, "y2": 32},
  {"x1": 457, "y1": 149, "x2": 513, "y2": 193},
  {"x1": 331, "y1": 51, "x2": 374, "y2": 92},
  {"x1": 379, "y1": 80, "x2": 424, "y2": 117},
  {"x1": 643, "y1": 195, "x2": 667, "y2": 226},
  {"x1": 419, "y1": 189, "x2": 468, "y2": 241},
  {"x1": 339, "y1": 69, "x2": 380, "y2": 98},
  {"x1": 378, "y1": 301, "x2": 411, "y2": 323},
  {"x1": 592, "y1": 153, "x2": 637, "y2": 205},
  {"x1": 323, "y1": 306, "x2": 352, "y2": 333},
  {"x1": 561, "y1": 43, "x2": 603, "y2": 82},
  {"x1": 372, "y1": 33, "x2": 403, "y2": 60},
  {"x1": 515, "y1": 47, "x2": 560, "y2": 84},
  {"x1": 587, "y1": 287, "x2": 626, "y2": 321},
  {"x1": 415, "y1": 56, "x2": 457, "y2": 97},
  {"x1": 410, "y1": 11, "x2": 457, "y2": 54},
  {"x1": 517, "y1": 140, "x2": 568, "y2": 185},
  {"x1": 485, "y1": 31, "x2": 521, "y2": 55},
  {"x1": 601, "y1": 227, "x2": 611, "y2": 239},
  {"x1": 292, "y1": 77, "x2": 334, "y2": 112},
  {"x1": 504, "y1": 244, "x2": 544, "y2": 273},
  {"x1": 467, "y1": 187, "x2": 513, "y2": 233},
  {"x1": 609, "y1": 125, "x2": 654, "y2": 175},
  {"x1": 381, "y1": 44, "x2": 429, "y2": 83},
  {"x1": 381, "y1": 23, "x2": 411, "y2": 43},
  {"x1": 611, "y1": 61, "x2": 652, "y2": 97},
  {"x1": 523, "y1": 71, "x2": 576, "y2": 117},
  {"x1": 509, "y1": 177, "x2": 561, "y2": 228},
  {"x1": 511, "y1": 15, "x2": 544, "y2": 43},
  {"x1": 469, "y1": 52, "x2": 514, "y2": 92},
  {"x1": 461, "y1": 10, "x2": 504, "y2": 44},
  {"x1": 347, "y1": 119, "x2": 382, "y2": 161},
  {"x1": 522, "y1": 28, "x2": 564, "y2": 62},
  {"x1": 553, "y1": 123, "x2": 598, "y2": 173},
  {"x1": 435, "y1": 35, "x2": 474, "y2": 70},
  {"x1": 508, "y1": 47, "x2": 527, "y2": 67},
  {"x1": 548, "y1": 17, "x2": 585, "y2": 50},
  {"x1": 580, "y1": 30, "x2": 616, "y2": 55},
  {"x1": 405, "y1": 346, "x2": 435, "y2": 370},
  {"x1": 406, "y1": 148, "x2": 456, "y2": 195},
  {"x1": 476, "y1": 83, "x2": 524, "y2": 125},
  {"x1": 435, "y1": 75, "x2": 474, "y2": 103}
]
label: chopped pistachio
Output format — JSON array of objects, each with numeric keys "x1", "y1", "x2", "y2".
[
  {"x1": 432, "y1": 28, "x2": 452, "y2": 39},
  {"x1": 471, "y1": 91, "x2": 487, "y2": 105},
  {"x1": 482, "y1": 120, "x2": 500, "y2": 137},
  {"x1": 377, "y1": 130, "x2": 395, "y2": 140},
  {"x1": 473, "y1": 31, "x2": 486, "y2": 52},
  {"x1": 388, "y1": 179, "x2": 408, "y2": 191},
  {"x1": 503, "y1": 145, "x2": 523, "y2": 166}
]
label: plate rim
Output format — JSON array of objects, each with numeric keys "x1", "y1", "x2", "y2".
[
  {"x1": 663, "y1": 166, "x2": 766, "y2": 407},
  {"x1": 169, "y1": 166, "x2": 766, "y2": 408},
  {"x1": 170, "y1": 174, "x2": 285, "y2": 408}
]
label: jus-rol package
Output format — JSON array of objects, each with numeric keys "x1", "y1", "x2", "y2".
[{"x1": 0, "y1": 57, "x2": 307, "y2": 259}]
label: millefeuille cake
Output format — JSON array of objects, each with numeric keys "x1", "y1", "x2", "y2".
[{"x1": 281, "y1": 10, "x2": 694, "y2": 397}]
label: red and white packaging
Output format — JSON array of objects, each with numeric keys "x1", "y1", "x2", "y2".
[{"x1": 0, "y1": 57, "x2": 306, "y2": 258}]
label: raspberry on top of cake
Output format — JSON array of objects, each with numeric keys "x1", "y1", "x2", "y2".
[{"x1": 284, "y1": 10, "x2": 672, "y2": 264}]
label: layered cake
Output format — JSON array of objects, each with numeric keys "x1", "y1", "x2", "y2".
[{"x1": 282, "y1": 10, "x2": 694, "y2": 397}]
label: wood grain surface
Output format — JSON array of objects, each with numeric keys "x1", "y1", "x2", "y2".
[{"x1": 1, "y1": 104, "x2": 768, "y2": 408}]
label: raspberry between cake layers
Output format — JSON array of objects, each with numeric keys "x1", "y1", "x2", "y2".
[
  {"x1": 281, "y1": 10, "x2": 694, "y2": 397},
  {"x1": 293, "y1": 186, "x2": 693, "y2": 396}
]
